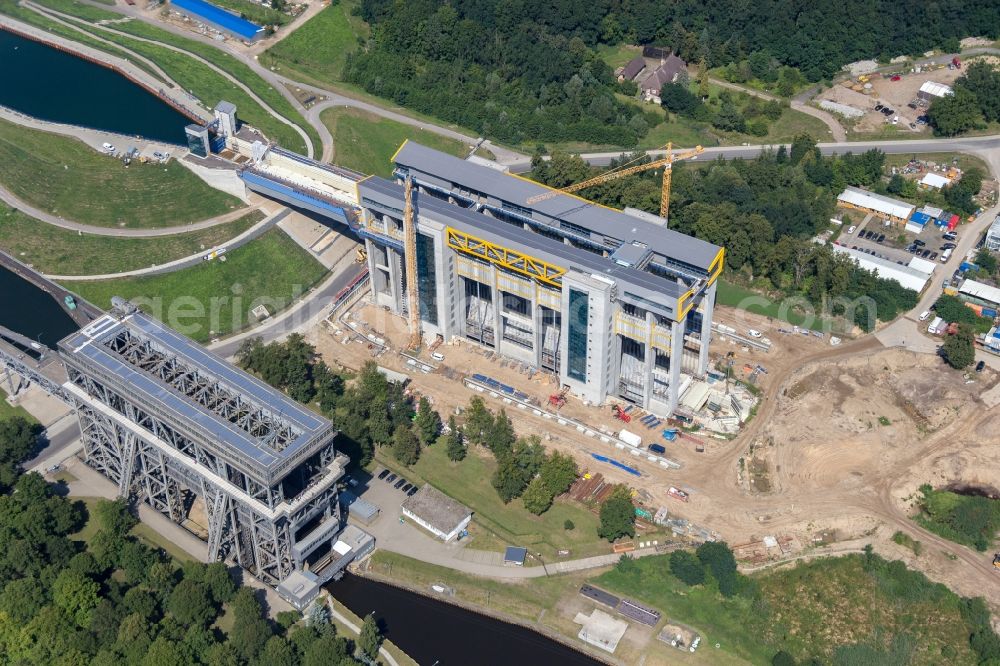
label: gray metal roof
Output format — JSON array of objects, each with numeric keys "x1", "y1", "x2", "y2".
[
  {"x1": 59, "y1": 311, "x2": 331, "y2": 475},
  {"x1": 359, "y1": 178, "x2": 687, "y2": 317},
  {"x1": 214, "y1": 101, "x2": 237, "y2": 114},
  {"x1": 393, "y1": 142, "x2": 721, "y2": 272}
]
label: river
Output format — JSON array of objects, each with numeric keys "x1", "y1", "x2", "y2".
[
  {"x1": 0, "y1": 29, "x2": 190, "y2": 144},
  {"x1": 0, "y1": 265, "x2": 77, "y2": 348},
  {"x1": 330, "y1": 575, "x2": 604, "y2": 666}
]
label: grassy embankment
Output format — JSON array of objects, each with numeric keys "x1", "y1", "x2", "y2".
[
  {"x1": 0, "y1": 117, "x2": 242, "y2": 228},
  {"x1": 373, "y1": 441, "x2": 616, "y2": 560},
  {"x1": 209, "y1": 0, "x2": 289, "y2": 26},
  {"x1": 716, "y1": 279, "x2": 832, "y2": 331},
  {"x1": 320, "y1": 107, "x2": 470, "y2": 177},
  {"x1": 595, "y1": 552, "x2": 985, "y2": 665},
  {"x1": 914, "y1": 485, "x2": 1000, "y2": 551},
  {"x1": 69, "y1": 496, "x2": 197, "y2": 562},
  {"x1": 0, "y1": 206, "x2": 264, "y2": 275},
  {"x1": 62, "y1": 228, "x2": 327, "y2": 342},
  {"x1": 0, "y1": 388, "x2": 37, "y2": 422},
  {"x1": 13, "y1": 0, "x2": 318, "y2": 153}
]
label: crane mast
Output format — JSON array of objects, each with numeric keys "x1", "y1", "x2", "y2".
[
  {"x1": 403, "y1": 175, "x2": 421, "y2": 350},
  {"x1": 525, "y1": 143, "x2": 703, "y2": 221}
]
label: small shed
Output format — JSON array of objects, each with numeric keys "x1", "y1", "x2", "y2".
[
  {"x1": 920, "y1": 173, "x2": 951, "y2": 189},
  {"x1": 504, "y1": 546, "x2": 528, "y2": 566},
  {"x1": 401, "y1": 485, "x2": 472, "y2": 541}
]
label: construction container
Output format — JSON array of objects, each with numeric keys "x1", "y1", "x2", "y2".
[{"x1": 619, "y1": 429, "x2": 642, "y2": 448}]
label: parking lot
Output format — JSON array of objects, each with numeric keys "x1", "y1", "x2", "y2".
[{"x1": 841, "y1": 213, "x2": 958, "y2": 266}]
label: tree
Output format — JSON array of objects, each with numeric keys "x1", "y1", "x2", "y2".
[
  {"x1": 167, "y1": 579, "x2": 216, "y2": 627},
  {"x1": 53, "y1": 569, "x2": 101, "y2": 626},
  {"x1": 669, "y1": 550, "x2": 706, "y2": 586},
  {"x1": 391, "y1": 425, "x2": 421, "y2": 466},
  {"x1": 201, "y1": 562, "x2": 236, "y2": 604},
  {"x1": 414, "y1": 396, "x2": 442, "y2": 444},
  {"x1": 0, "y1": 576, "x2": 48, "y2": 623},
  {"x1": 491, "y1": 456, "x2": 529, "y2": 503},
  {"x1": 597, "y1": 485, "x2": 635, "y2": 541},
  {"x1": 142, "y1": 636, "x2": 186, "y2": 666},
  {"x1": 463, "y1": 396, "x2": 493, "y2": 445},
  {"x1": 484, "y1": 409, "x2": 516, "y2": 455},
  {"x1": 259, "y1": 636, "x2": 299, "y2": 666},
  {"x1": 942, "y1": 323, "x2": 975, "y2": 369},
  {"x1": 539, "y1": 451, "x2": 578, "y2": 496},
  {"x1": 564, "y1": 519, "x2": 575, "y2": 530},
  {"x1": 928, "y1": 87, "x2": 984, "y2": 136},
  {"x1": 445, "y1": 416, "x2": 466, "y2": 461},
  {"x1": 772, "y1": 650, "x2": 798, "y2": 666},
  {"x1": 696, "y1": 541, "x2": 740, "y2": 597},
  {"x1": 359, "y1": 612, "x2": 383, "y2": 660},
  {"x1": 521, "y1": 476, "x2": 555, "y2": 515},
  {"x1": 94, "y1": 498, "x2": 138, "y2": 538},
  {"x1": 228, "y1": 588, "x2": 271, "y2": 662},
  {"x1": 975, "y1": 249, "x2": 998, "y2": 275}
]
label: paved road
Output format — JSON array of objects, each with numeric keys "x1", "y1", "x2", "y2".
[{"x1": 510, "y1": 134, "x2": 1000, "y2": 171}]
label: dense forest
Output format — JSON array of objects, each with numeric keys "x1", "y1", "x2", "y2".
[
  {"x1": 532, "y1": 135, "x2": 919, "y2": 330},
  {"x1": 0, "y1": 415, "x2": 370, "y2": 666},
  {"x1": 345, "y1": 0, "x2": 997, "y2": 145},
  {"x1": 928, "y1": 61, "x2": 1000, "y2": 136}
]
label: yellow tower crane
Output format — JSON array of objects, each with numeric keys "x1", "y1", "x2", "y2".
[
  {"x1": 526, "y1": 143, "x2": 704, "y2": 220},
  {"x1": 403, "y1": 175, "x2": 421, "y2": 350}
]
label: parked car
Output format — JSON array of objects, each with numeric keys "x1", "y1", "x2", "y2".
[
  {"x1": 976, "y1": 360, "x2": 986, "y2": 373},
  {"x1": 930, "y1": 252, "x2": 938, "y2": 260},
  {"x1": 890, "y1": 74, "x2": 902, "y2": 81},
  {"x1": 875, "y1": 103, "x2": 885, "y2": 111},
  {"x1": 394, "y1": 478, "x2": 407, "y2": 489},
  {"x1": 942, "y1": 242, "x2": 956, "y2": 250},
  {"x1": 851, "y1": 245, "x2": 858, "y2": 250},
  {"x1": 876, "y1": 234, "x2": 885, "y2": 243},
  {"x1": 377, "y1": 469, "x2": 390, "y2": 480},
  {"x1": 847, "y1": 225, "x2": 857, "y2": 234},
  {"x1": 747, "y1": 329, "x2": 762, "y2": 338},
  {"x1": 914, "y1": 239, "x2": 926, "y2": 247},
  {"x1": 401, "y1": 483, "x2": 412, "y2": 493},
  {"x1": 386, "y1": 473, "x2": 397, "y2": 483},
  {"x1": 407, "y1": 486, "x2": 418, "y2": 496},
  {"x1": 943, "y1": 232, "x2": 957, "y2": 241}
]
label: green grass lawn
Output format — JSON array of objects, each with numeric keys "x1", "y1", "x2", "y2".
[
  {"x1": 0, "y1": 118, "x2": 242, "y2": 228},
  {"x1": 321, "y1": 107, "x2": 471, "y2": 177},
  {"x1": 209, "y1": 0, "x2": 289, "y2": 26},
  {"x1": 373, "y1": 441, "x2": 608, "y2": 559},
  {"x1": 595, "y1": 553, "x2": 981, "y2": 665},
  {"x1": 0, "y1": 207, "x2": 263, "y2": 275},
  {"x1": 69, "y1": 496, "x2": 197, "y2": 561},
  {"x1": 717, "y1": 279, "x2": 831, "y2": 331},
  {"x1": 62, "y1": 228, "x2": 327, "y2": 341},
  {"x1": 915, "y1": 486, "x2": 1000, "y2": 551},
  {"x1": 595, "y1": 43, "x2": 642, "y2": 70},
  {"x1": 262, "y1": 0, "x2": 368, "y2": 86},
  {"x1": 0, "y1": 388, "x2": 37, "y2": 422}
]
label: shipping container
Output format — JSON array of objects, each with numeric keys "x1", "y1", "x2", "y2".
[{"x1": 619, "y1": 429, "x2": 643, "y2": 447}]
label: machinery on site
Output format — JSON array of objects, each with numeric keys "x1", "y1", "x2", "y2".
[
  {"x1": 993, "y1": 553, "x2": 1000, "y2": 569},
  {"x1": 612, "y1": 404, "x2": 631, "y2": 422},
  {"x1": 549, "y1": 385, "x2": 569, "y2": 410},
  {"x1": 525, "y1": 143, "x2": 704, "y2": 220},
  {"x1": 355, "y1": 247, "x2": 367, "y2": 263}
]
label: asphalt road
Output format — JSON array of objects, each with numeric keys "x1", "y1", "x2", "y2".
[{"x1": 508, "y1": 134, "x2": 1000, "y2": 171}]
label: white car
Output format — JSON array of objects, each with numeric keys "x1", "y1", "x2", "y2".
[
  {"x1": 431, "y1": 352, "x2": 445, "y2": 361},
  {"x1": 847, "y1": 225, "x2": 856, "y2": 234},
  {"x1": 101, "y1": 142, "x2": 116, "y2": 153},
  {"x1": 747, "y1": 329, "x2": 762, "y2": 338},
  {"x1": 918, "y1": 310, "x2": 931, "y2": 321}
]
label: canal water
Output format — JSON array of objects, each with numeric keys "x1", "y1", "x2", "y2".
[
  {"x1": 0, "y1": 266, "x2": 78, "y2": 348},
  {"x1": 0, "y1": 29, "x2": 190, "y2": 144},
  {"x1": 330, "y1": 575, "x2": 604, "y2": 666}
]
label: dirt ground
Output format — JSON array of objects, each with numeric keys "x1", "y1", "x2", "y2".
[{"x1": 312, "y1": 299, "x2": 1000, "y2": 611}]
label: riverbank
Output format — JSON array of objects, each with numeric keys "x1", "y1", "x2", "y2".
[
  {"x1": 0, "y1": 16, "x2": 208, "y2": 124},
  {"x1": 338, "y1": 563, "x2": 609, "y2": 666}
]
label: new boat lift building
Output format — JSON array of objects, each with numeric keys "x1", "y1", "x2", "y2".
[{"x1": 355, "y1": 142, "x2": 724, "y2": 416}]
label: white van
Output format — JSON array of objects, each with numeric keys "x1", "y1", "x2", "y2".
[
  {"x1": 940, "y1": 248, "x2": 953, "y2": 263},
  {"x1": 918, "y1": 310, "x2": 931, "y2": 321}
]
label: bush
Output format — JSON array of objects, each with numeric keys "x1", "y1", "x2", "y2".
[
  {"x1": 564, "y1": 519, "x2": 575, "y2": 531},
  {"x1": 669, "y1": 550, "x2": 706, "y2": 586}
]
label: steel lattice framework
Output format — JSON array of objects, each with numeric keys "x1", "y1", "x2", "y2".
[{"x1": 59, "y1": 308, "x2": 348, "y2": 586}]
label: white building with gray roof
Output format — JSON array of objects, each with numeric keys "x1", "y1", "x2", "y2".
[{"x1": 355, "y1": 142, "x2": 724, "y2": 417}]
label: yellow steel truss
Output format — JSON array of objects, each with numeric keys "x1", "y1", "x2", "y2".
[{"x1": 445, "y1": 227, "x2": 566, "y2": 287}]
